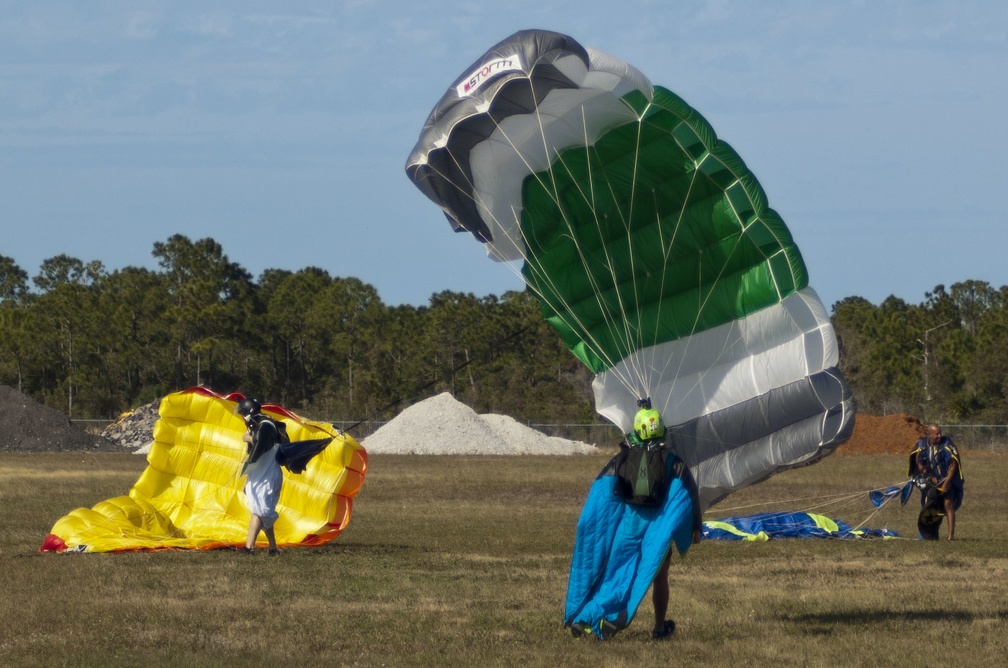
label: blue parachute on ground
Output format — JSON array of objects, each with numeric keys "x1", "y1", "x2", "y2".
[{"x1": 702, "y1": 512, "x2": 899, "y2": 541}]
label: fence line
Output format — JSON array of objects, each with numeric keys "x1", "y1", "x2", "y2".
[
  {"x1": 939, "y1": 424, "x2": 1008, "y2": 451},
  {"x1": 337, "y1": 422, "x2": 1008, "y2": 450},
  {"x1": 73, "y1": 419, "x2": 1008, "y2": 451}
]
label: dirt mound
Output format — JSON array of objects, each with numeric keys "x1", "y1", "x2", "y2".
[
  {"x1": 100, "y1": 400, "x2": 161, "y2": 452},
  {"x1": 0, "y1": 385, "x2": 117, "y2": 452},
  {"x1": 840, "y1": 413, "x2": 925, "y2": 455}
]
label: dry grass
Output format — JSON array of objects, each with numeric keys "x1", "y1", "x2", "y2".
[{"x1": 2, "y1": 449, "x2": 1006, "y2": 667}]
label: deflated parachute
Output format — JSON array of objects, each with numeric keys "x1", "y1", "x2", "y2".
[
  {"x1": 702, "y1": 513, "x2": 898, "y2": 541},
  {"x1": 40, "y1": 387, "x2": 367, "y2": 553},
  {"x1": 406, "y1": 29, "x2": 854, "y2": 510}
]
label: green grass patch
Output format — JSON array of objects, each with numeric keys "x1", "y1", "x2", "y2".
[{"x1": 2, "y1": 450, "x2": 1005, "y2": 666}]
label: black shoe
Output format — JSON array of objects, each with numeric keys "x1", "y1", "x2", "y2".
[
  {"x1": 268, "y1": 548, "x2": 280, "y2": 556},
  {"x1": 569, "y1": 622, "x2": 590, "y2": 638},
  {"x1": 652, "y1": 619, "x2": 676, "y2": 640},
  {"x1": 239, "y1": 547, "x2": 254, "y2": 554},
  {"x1": 597, "y1": 619, "x2": 621, "y2": 640}
]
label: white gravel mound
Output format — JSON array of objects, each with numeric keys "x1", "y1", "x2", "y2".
[{"x1": 363, "y1": 392, "x2": 597, "y2": 455}]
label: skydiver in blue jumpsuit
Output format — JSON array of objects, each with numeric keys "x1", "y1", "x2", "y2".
[{"x1": 565, "y1": 405, "x2": 700, "y2": 640}]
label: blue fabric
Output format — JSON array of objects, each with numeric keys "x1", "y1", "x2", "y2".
[
  {"x1": 913, "y1": 437, "x2": 965, "y2": 490},
  {"x1": 911, "y1": 436, "x2": 965, "y2": 512},
  {"x1": 869, "y1": 480, "x2": 915, "y2": 508},
  {"x1": 564, "y1": 466, "x2": 694, "y2": 638},
  {"x1": 701, "y1": 512, "x2": 899, "y2": 540}
]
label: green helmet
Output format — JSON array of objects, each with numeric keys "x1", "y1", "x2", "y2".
[{"x1": 633, "y1": 408, "x2": 665, "y2": 441}]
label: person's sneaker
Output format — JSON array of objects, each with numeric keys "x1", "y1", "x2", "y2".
[
  {"x1": 597, "y1": 619, "x2": 621, "y2": 639},
  {"x1": 268, "y1": 548, "x2": 281, "y2": 556},
  {"x1": 569, "y1": 622, "x2": 590, "y2": 638},
  {"x1": 239, "y1": 547, "x2": 254, "y2": 554},
  {"x1": 651, "y1": 619, "x2": 676, "y2": 640}
]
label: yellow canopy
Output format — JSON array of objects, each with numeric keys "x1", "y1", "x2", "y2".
[{"x1": 41, "y1": 387, "x2": 367, "y2": 553}]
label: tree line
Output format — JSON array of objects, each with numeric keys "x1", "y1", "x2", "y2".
[
  {"x1": 0, "y1": 235, "x2": 596, "y2": 426},
  {"x1": 2, "y1": 234, "x2": 1006, "y2": 427},
  {"x1": 833, "y1": 281, "x2": 1008, "y2": 423}
]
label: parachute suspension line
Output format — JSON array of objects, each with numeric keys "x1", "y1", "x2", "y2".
[
  {"x1": 648, "y1": 111, "x2": 711, "y2": 408},
  {"x1": 841, "y1": 481, "x2": 913, "y2": 536},
  {"x1": 581, "y1": 106, "x2": 650, "y2": 397},
  {"x1": 443, "y1": 83, "x2": 636, "y2": 391},
  {"x1": 576, "y1": 106, "x2": 636, "y2": 364},
  {"x1": 849, "y1": 504, "x2": 889, "y2": 533},
  {"x1": 534, "y1": 143, "x2": 641, "y2": 393},
  {"x1": 646, "y1": 178, "x2": 679, "y2": 398},
  {"x1": 797, "y1": 490, "x2": 873, "y2": 516},
  {"x1": 486, "y1": 86, "x2": 647, "y2": 392},
  {"x1": 405, "y1": 130, "x2": 608, "y2": 388},
  {"x1": 624, "y1": 105, "x2": 653, "y2": 396},
  {"x1": 637, "y1": 190, "x2": 663, "y2": 396},
  {"x1": 650, "y1": 156, "x2": 716, "y2": 417},
  {"x1": 639, "y1": 130, "x2": 713, "y2": 417},
  {"x1": 663, "y1": 168, "x2": 751, "y2": 419},
  {"x1": 514, "y1": 88, "x2": 637, "y2": 382},
  {"x1": 581, "y1": 124, "x2": 647, "y2": 395},
  {"x1": 649, "y1": 139, "x2": 698, "y2": 416},
  {"x1": 554, "y1": 106, "x2": 639, "y2": 378},
  {"x1": 713, "y1": 490, "x2": 869, "y2": 515},
  {"x1": 416, "y1": 145, "x2": 588, "y2": 352}
]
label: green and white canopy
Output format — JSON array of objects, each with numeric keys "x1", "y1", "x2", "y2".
[{"x1": 406, "y1": 30, "x2": 854, "y2": 510}]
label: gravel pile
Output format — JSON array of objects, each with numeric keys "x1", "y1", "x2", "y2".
[
  {"x1": 362, "y1": 392, "x2": 597, "y2": 455},
  {"x1": 100, "y1": 400, "x2": 161, "y2": 453},
  {"x1": 0, "y1": 385, "x2": 117, "y2": 452}
]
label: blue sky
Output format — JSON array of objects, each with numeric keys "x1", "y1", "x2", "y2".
[{"x1": 2, "y1": 1, "x2": 1006, "y2": 310}]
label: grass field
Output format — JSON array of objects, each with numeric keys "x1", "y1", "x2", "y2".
[{"x1": 2, "y1": 449, "x2": 1006, "y2": 667}]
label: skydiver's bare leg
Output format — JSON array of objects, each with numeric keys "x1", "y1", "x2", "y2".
[
  {"x1": 945, "y1": 498, "x2": 956, "y2": 540},
  {"x1": 246, "y1": 515, "x2": 263, "y2": 550},
  {"x1": 264, "y1": 525, "x2": 277, "y2": 551},
  {"x1": 652, "y1": 552, "x2": 672, "y2": 630}
]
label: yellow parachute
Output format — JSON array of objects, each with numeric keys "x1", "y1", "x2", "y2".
[{"x1": 41, "y1": 387, "x2": 368, "y2": 553}]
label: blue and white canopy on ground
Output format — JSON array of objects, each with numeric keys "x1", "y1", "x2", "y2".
[
  {"x1": 406, "y1": 29, "x2": 855, "y2": 511},
  {"x1": 702, "y1": 512, "x2": 898, "y2": 540}
]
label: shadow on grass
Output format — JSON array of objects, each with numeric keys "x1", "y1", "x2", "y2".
[{"x1": 779, "y1": 608, "x2": 1008, "y2": 628}]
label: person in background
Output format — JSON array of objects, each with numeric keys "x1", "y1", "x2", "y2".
[
  {"x1": 909, "y1": 423, "x2": 964, "y2": 540},
  {"x1": 235, "y1": 398, "x2": 284, "y2": 555}
]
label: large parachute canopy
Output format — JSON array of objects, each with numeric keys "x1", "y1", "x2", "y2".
[
  {"x1": 405, "y1": 29, "x2": 854, "y2": 510},
  {"x1": 41, "y1": 388, "x2": 367, "y2": 553}
]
